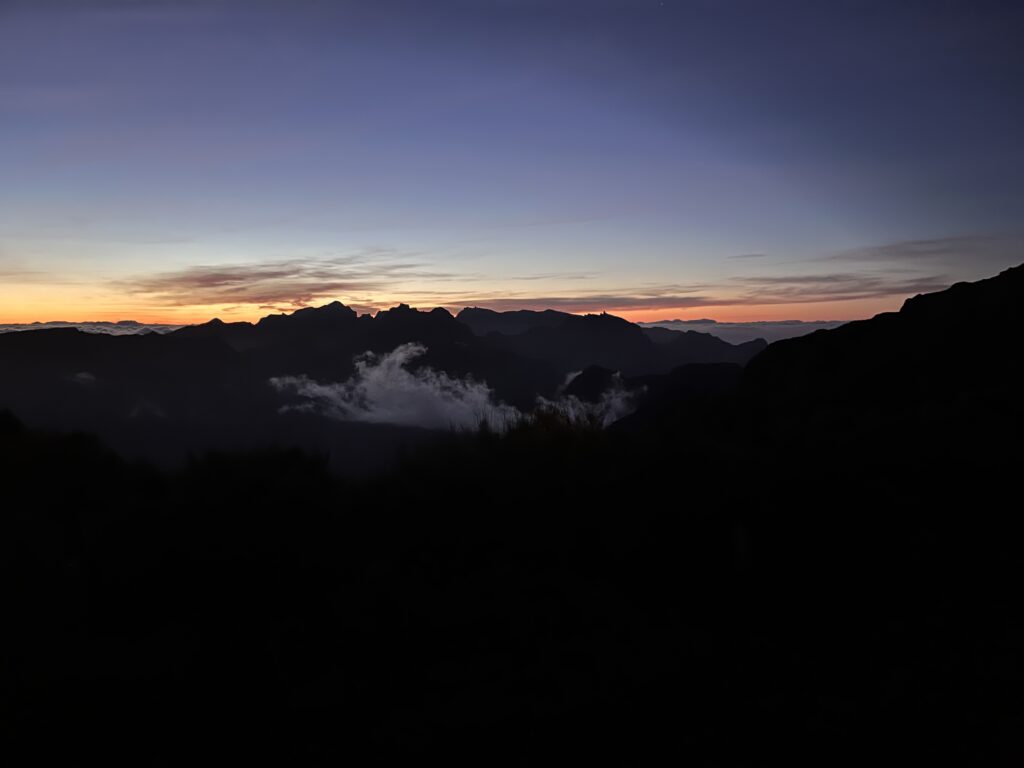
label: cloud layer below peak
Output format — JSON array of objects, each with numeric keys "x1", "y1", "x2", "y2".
[
  {"x1": 270, "y1": 343, "x2": 521, "y2": 431},
  {"x1": 270, "y1": 344, "x2": 640, "y2": 432}
]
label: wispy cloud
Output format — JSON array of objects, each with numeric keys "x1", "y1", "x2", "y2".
[
  {"x1": 112, "y1": 235, "x2": 999, "y2": 318},
  {"x1": 0, "y1": 267, "x2": 81, "y2": 284},
  {"x1": 119, "y1": 253, "x2": 720, "y2": 315},
  {"x1": 729, "y1": 273, "x2": 951, "y2": 303},
  {"x1": 0, "y1": 268, "x2": 46, "y2": 281},
  {"x1": 0, "y1": 321, "x2": 181, "y2": 336},
  {"x1": 442, "y1": 292, "x2": 723, "y2": 313},
  {"x1": 429, "y1": 272, "x2": 951, "y2": 313},
  {"x1": 271, "y1": 343, "x2": 638, "y2": 431},
  {"x1": 824, "y1": 233, "x2": 1024, "y2": 265},
  {"x1": 271, "y1": 343, "x2": 520, "y2": 431},
  {"x1": 507, "y1": 271, "x2": 596, "y2": 282},
  {"x1": 119, "y1": 251, "x2": 460, "y2": 309},
  {"x1": 639, "y1": 319, "x2": 848, "y2": 345}
]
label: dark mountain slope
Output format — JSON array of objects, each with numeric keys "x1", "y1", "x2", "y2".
[
  {"x1": 740, "y1": 263, "x2": 1024, "y2": 455},
  {"x1": 642, "y1": 325, "x2": 767, "y2": 366},
  {"x1": 457, "y1": 307, "x2": 571, "y2": 336},
  {"x1": 745, "y1": 263, "x2": 1024, "y2": 400},
  {"x1": 7, "y1": 265, "x2": 1024, "y2": 765},
  {"x1": 0, "y1": 300, "x2": 762, "y2": 467},
  {"x1": 611, "y1": 263, "x2": 1024, "y2": 461},
  {"x1": 502, "y1": 311, "x2": 655, "y2": 374},
  {"x1": 469, "y1": 309, "x2": 765, "y2": 377}
]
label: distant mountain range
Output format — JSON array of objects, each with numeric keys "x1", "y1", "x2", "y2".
[
  {"x1": 0, "y1": 302, "x2": 766, "y2": 470},
  {"x1": 622, "y1": 262, "x2": 1024, "y2": 457},
  {"x1": 6, "y1": 262, "x2": 1024, "y2": 764},
  {"x1": 4, "y1": 262, "x2": 1022, "y2": 473},
  {"x1": 638, "y1": 318, "x2": 847, "y2": 344},
  {"x1": 0, "y1": 320, "x2": 183, "y2": 335},
  {"x1": 0, "y1": 314, "x2": 844, "y2": 346},
  {"x1": 736, "y1": 260, "x2": 1024, "y2": 457}
]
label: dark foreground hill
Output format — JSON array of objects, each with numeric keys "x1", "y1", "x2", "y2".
[{"x1": 4, "y1": 265, "x2": 1024, "y2": 765}]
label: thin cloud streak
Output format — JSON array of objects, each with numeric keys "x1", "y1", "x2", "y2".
[
  {"x1": 440, "y1": 274, "x2": 952, "y2": 314},
  {"x1": 0, "y1": 267, "x2": 83, "y2": 284},
  {"x1": 824, "y1": 234, "x2": 1024, "y2": 265},
  {"x1": 729, "y1": 273, "x2": 951, "y2": 304},
  {"x1": 118, "y1": 252, "x2": 463, "y2": 309},
  {"x1": 115, "y1": 250, "x2": 958, "y2": 317},
  {"x1": 445, "y1": 294, "x2": 725, "y2": 314},
  {"x1": 103, "y1": 232, "x2": 1007, "y2": 319}
]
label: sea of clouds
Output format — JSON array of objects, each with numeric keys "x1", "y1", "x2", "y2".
[
  {"x1": 638, "y1": 319, "x2": 847, "y2": 345},
  {"x1": 271, "y1": 343, "x2": 639, "y2": 432},
  {"x1": 0, "y1": 321, "x2": 182, "y2": 336}
]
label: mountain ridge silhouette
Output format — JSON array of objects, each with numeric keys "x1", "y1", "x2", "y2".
[
  {"x1": 5, "y1": 263, "x2": 1024, "y2": 764},
  {"x1": 0, "y1": 300, "x2": 765, "y2": 469}
]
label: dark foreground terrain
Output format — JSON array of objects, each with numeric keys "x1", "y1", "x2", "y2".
[{"x1": 4, "y1": 265, "x2": 1024, "y2": 765}]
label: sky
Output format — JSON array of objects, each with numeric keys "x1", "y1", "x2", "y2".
[{"x1": 1, "y1": 0, "x2": 1022, "y2": 324}]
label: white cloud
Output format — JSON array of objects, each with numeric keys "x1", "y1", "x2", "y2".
[
  {"x1": 0, "y1": 321, "x2": 181, "y2": 335},
  {"x1": 537, "y1": 372, "x2": 639, "y2": 428},
  {"x1": 270, "y1": 344, "x2": 640, "y2": 431},
  {"x1": 270, "y1": 343, "x2": 521, "y2": 431}
]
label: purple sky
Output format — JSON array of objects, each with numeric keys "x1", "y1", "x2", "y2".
[{"x1": 2, "y1": 0, "x2": 1022, "y2": 323}]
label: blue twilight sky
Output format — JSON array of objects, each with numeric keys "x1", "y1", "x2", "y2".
[{"x1": 1, "y1": 0, "x2": 1022, "y2": 323}]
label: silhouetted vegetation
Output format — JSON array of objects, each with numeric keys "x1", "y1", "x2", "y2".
[{"x1": 5, "y1": 266, "x2": 1024, "y2": 764}]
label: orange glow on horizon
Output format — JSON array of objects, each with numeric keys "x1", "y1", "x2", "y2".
[
  {"x1": 0, "y1": 294, "x2": 902, "y2": 327},
  {"x1": 0, "y1": 274, "x2": 914, "y2": 327},
  {"x1": 613, "y1": 295, "x2": 905, "y2": 324}
]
